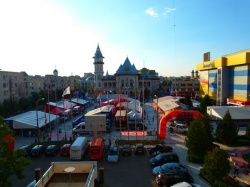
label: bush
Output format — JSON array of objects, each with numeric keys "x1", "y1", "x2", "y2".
[{"x1": 187, "y1": 153, "x2": 204, "y2": 164}]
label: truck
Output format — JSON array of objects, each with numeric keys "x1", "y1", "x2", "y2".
[
  {"x1": 168, "y1": 123, "x2": 189, "y2": 134},
  {"x1": 89, "y1": 136, "x2": 105, "y2": 160},
  {"x1": 72, "y1": 122, "x2": 90, "y2": 135},
  {"x1": 72, "y1": 115, "x2": 85, "y2": 128},
  {"x1": 70, "y1": 137, "x2": 89, "y2": 160}
]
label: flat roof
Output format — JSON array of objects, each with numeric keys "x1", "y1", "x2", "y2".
[{"x1": 4, "y1": 111, "x2": 59, "y2": 129}]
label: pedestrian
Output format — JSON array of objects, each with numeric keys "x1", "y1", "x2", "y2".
[
  {"x1": 152, "y1": 116, "x2": 154, "y2": 122},
  {"x1": 234, "y1": 162, "x2": 239, "y2": 176},
  {"x1": 108, "y1": 138, "x2": 111, "y2": 148}
]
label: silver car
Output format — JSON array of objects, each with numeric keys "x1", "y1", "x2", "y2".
[{"x1": 107, "y1": 146, "x2": 119, "y2": 163}]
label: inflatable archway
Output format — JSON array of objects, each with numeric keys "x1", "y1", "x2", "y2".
[{"x1": 158, "y1": 110, "x2": 203, "y2": 139}]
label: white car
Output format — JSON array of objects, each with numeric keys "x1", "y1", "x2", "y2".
[{"x1": 171, "y1": 182, "x2": 201, "y2": 187}]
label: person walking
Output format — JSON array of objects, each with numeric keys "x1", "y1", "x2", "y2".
[{"x1": 234, "y1": 162, "x2": 239, "y2": 176}]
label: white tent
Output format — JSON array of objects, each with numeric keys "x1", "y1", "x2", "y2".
[
  {"x1": 130, "y1": 112, "x2": 142, "y2": 120},
  {"x1": 127, "y1": 110, "x2": 137, "y2": 117},
  {"x1": 129, "y1": 99, "x2": 140, "y2": 105}
]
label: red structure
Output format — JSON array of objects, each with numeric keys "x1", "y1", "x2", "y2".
[
  {"x1": 158, "y1": 109, "x2": 203, "y2": 139},
  {"x1": 3, "y1": 134, "x2": 15, "y2": 156}
]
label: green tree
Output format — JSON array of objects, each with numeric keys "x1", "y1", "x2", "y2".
[
  {"x1": 245, "y1": 123, "x2": 250, "y2": 139},
  {"x1": 18, "y1": 97, "x2": 31, "y2": 112},
  {"x1": 0, "y1": 123, "x2": 31, "y2": 187},
  {"x1": 215, "y1": 110, "x2": 238, "y2": 145},
  {"x1": 201, "y1": 147, "x2": 230, "y2": 184},
  {"x1": 186, "y1": 117, "x2": 211, "y2": 163},
  {"x1": 183, "y1": 94, "x2": 193, "y2": 108},
  {"x1": 199, "y1": 94, "x2": 213, "y2": 114}
]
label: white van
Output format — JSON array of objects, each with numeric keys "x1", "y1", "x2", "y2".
[
  {"x1": 70, "y1": 137, "x2": 89, "y2": 160},
  {"x1": 72, "y1": 122, "x2": 90, "y2": 135}
]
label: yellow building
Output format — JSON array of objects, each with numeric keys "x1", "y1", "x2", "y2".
[{"x1": 196, "y1": 49, "x2": 250, "y2": 106}]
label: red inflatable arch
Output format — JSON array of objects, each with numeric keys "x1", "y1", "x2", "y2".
[{"x1": 158, "y1": 110, "x2": 204, "y2": 139}]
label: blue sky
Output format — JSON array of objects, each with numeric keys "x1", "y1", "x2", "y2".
[{"x1": 0, "y1": 0, "x2": 249, "y2": 77}]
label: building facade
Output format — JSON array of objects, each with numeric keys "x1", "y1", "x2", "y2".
[
  {"x1": 92, "y1": 45, "x2": 160, "y2": 98},
  {"x1": 0, "y1": 44, "x2": 160, "y2": 103},
  {"x1": 196, "y1": 49, "x2": 250, "y2": 106}
]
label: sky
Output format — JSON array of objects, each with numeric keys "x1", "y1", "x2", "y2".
[{"x1": 0, "y1": 0, "x2": 250, "y2": 77}]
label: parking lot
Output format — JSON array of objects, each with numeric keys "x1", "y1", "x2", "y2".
[
  {"x1": 11, "y1": 132, "x2": 211, "y2": 187},
  {"x1": 11, "y1": 144, "x2": 159, "y2": 187},
  {"x1": 10, "y1": 101, "x2": 211, "y2": 187}
]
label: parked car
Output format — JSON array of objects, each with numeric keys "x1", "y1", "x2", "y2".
[
  {"x1": 121, "y1": 144, "x2": 132, "y2": 156},
  {"x1": 153, "y1": 162, "x2": 188, "y2": 175},
  {"x1": 170, "y1": 181, "x2": 201, "y2": 187},
  {"x1": 149, "y1": 144, "x2": 173, "y2": 156},
  {"x1": 107, "y1": 145, "x2": 119, "y2": 163},
  {"x1": 18, "y1": 144, "x2": 33, "y2": 156},
  {"x1": 156, "y1": 171, "x2": 194, "y2": 187},
  {"x1": 60, "y1": 144, "x2": 71, "y2": 156},
  {"x1": 168, "y1": 124, "x2": 189, "y2": 134},
  {"x1": 30, "y1": 145, "x2": 46, "y2": 157},
  {"x1": 135, "y1": 143, "x2": 145, "y2": 155},
  {"x1": 45, "y1": 145, "x2": 60, "y2": 157},
  {"x1": 150, "y1": 153, "x2": 179, "y2": 167}
]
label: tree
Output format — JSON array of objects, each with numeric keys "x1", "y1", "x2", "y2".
[
  {"x1": 186, "y1": 117, "x2": 211, "y2": 163},
  {"x1": 199, "y1": 94, "x2": 213, "y2": 114},
  {"x1": 0, "y1": 123, "x2": 31, "y2": 187},
  {"x1": 215, "y1": 110, "x2": 238, "y2": 145},
  {"x1": 183, "y1": 94, "x2": 193, "y2": 108},
  {"x1": 201, "y1": 147, "x2": 230, "y2": 184},
  {"x1": 245, "y1": 123, "x2": 250, "y2": 139}
]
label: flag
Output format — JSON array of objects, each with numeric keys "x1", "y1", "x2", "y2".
[{"x1": 62, "y1": 86, "x2": 70, "y2": 97}]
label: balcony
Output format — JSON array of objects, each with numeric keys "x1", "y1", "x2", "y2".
[{"x1": 34, "y1": 161, "x2": 98, "y2": 187}]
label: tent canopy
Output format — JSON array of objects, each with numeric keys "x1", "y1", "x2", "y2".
[{"x1": 4, "y1": 111, "x2": 59, "y2": 129}]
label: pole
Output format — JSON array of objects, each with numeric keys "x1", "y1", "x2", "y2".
[
  {"x1": 48, "y1": 89, "x2": 51, "y2": 133},
  {"x1": 142, "y1": 78, "x2": 145, "y2": 140},
  {"x1": 119, "y1": 78, "x2": 121, "y2": 140},
  {"x1": 36, "y1": 98, "x2": 44, "y2": 144},
  {"x1": 156, "y1": 97, "x2": 159, "y2": 141},
  {"x1": 134, "y1": 76, "x2": 137, "y2": 141},
  {"x1": 36, "y1": 103, "x2": 39, "y2": 144},
  {"x1": 154, "y1": 95, "x2": 159, "y2": 141}
]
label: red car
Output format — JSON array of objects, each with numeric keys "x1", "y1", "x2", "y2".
[{"x1": 60, "y1": 144, "x2": 71, "y2": 156}]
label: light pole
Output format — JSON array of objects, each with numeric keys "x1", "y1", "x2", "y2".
[
  {"x1": 154, "y1": 95, "x2": 158, "y2": 140},
  {"x1": 36, "y1": 98, "x2": 44, "y2": 144}
]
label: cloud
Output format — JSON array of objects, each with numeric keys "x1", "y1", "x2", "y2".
[
  {"x1": 162, "y1": 8, "x2": 176, "y2": 16},
  {"x1": 145, "y1": 8, "x2": 158, "y2": 17}
]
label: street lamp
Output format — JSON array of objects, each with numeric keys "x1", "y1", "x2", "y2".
[
  {"x1": 36, "y1": 98, "x2": 44, "y2": 144},
  {"x1": 154, "y1": 95, "x2": 158, "y2": 140}
]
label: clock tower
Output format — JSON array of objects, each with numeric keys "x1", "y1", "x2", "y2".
[{"x1": 93, "y1": 44, "x2": 104, "y2": 94}]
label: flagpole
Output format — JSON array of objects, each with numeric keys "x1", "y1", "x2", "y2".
[
  {"x1": 142, "y1": 78, "x2": 145, "y2": 140},
  {"x1": 119, "y1": 77, "x2": 121, "y2": 140},
  {"x1": 134, "y1": 76, "x2": 137, "y2": 141}
]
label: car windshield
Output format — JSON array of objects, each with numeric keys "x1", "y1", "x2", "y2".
[
  {"x1": 122, "y1": 144, "x2": 130, "y2": 149},
  {"x1": 108, "y1": 150, "x2": 118, "y2": 155},
  {"x1": 161, "y1": 163, "x2": 180, "y2": 170},
  {"x1": 155, "y1": 154, "x2": 163, "y2": 160},
  {"x1": 47, "y1": 146, "x2": 56, "y2": 150}
]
